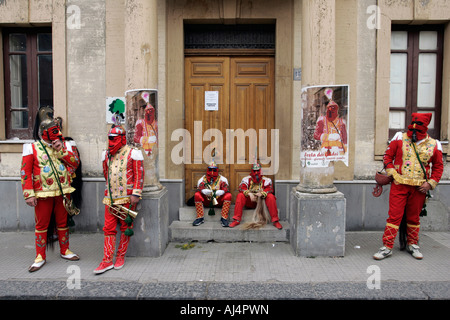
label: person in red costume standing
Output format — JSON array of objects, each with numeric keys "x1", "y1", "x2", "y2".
[
  {"x1": 94, "y1": 121, "x2": 145, "y2": 274},
  {"x1": 230, "y1": 163, "x2": 282, "y2": 230},
  {"x1": 21, "y1": 107, "x2": 81, "y2": 272},
  {"x1": 193, "y1": 160, "x2": 232, "y2": 227},
  {"x1": 373, "y1": 113, "x2": 443, "y2": 260}
]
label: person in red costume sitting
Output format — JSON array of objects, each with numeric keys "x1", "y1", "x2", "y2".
[
  {"x1": 21, "y1": 107, "x2": 81, "y2": 272},
  {"x1": 373, "y1": 113, "x2": 443, "y2": 260},
  {"x1": 230, "y1": 162, "x2": 282, "y2": 230},
  {"x1": 94, "y1": 121, "x2": 145, "y2": 274},
  {"x1": 193, "y1": 160, "x2": 232, "y2": 227}
]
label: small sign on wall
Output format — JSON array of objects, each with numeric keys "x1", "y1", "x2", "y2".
[
  {"x1": 293, "y1": 68, "x2": 301, "y2": 81},
  {"x1": 106, "y1": 97, "x2": 126, "y2": 124},
  {"x1": 205, "y1": 91, "x2": 219, "y2": 111}
]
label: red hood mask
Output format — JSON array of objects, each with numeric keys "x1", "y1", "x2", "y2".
[
  {"x1": 42, "y1": 123, "x2": 63, "y2": 143},
  {"x1": 206, "y1": 167, "x2": 218, "y2": 182},
  {"x1": 407, "y1": 113, "x2": 432, "y2": 142},
  {"x1": 108, "y1": 136, "x2": 126, "y2": 156},
  {"x1": 145, "y1": 104, "x2": 155, "y2": 124},
  {"x1": 326, "y1": 101, "x2": 339, "y2": 122},
  {"x1": 108, "y1": 125, "x2": 127, "y2": 156},
  {"x1": 251, "y1": 169, "x2": 262, "y2": 184}
]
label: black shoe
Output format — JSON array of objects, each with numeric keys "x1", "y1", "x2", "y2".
[
  {"x1": 193, "y1": 217, "x2": 204, "y2": 226},
  {"x1": 221, "y1": 218, "x2": 229, "y2": 227}
]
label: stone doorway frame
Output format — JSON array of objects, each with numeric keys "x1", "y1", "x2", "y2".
[{"x1": 165, "y1": 1, "x2": 295, "y2": 206}]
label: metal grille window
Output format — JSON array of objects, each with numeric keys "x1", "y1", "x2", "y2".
[
  {"x1": 184, "y1": 24, "x2": 275, "y2": 50},
  {"x1": 3, "y1": 28, "x2": 53, "y2": 139},
  {"x1": 389, "y1": 25, "x2": 443, "y2": 140}
]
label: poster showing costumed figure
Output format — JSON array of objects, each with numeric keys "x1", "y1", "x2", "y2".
[
  {"x1": 125, "y1": 89, "x2": 160, "y2": 190},
  {"x1": 300, "y1": 85, "x2": 349, "y2": 168}
]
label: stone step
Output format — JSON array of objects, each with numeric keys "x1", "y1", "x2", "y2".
[
  {"x1": 169, "y1": 220, "x2": 290, "y2": 243},
  {"x1": 179, "y1": 205, "x2": 277, "y2": 223},
  {"x1": 170, "y1": 206, "x2": 289, "y2": 243}
]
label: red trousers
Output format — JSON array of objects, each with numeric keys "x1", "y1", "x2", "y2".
[
  {"x1": 34, "y1": 195, "x2": 70, "y2": 258},
  {"x1": 194, "y1": 191, "x2": 232, "y2": 219},
  {"x1": 382, "y1": 183, "x2": 425, "y2": 249},
  {"x1": 35, "y1": 195, "x2": 68, "y2": 231},
  {"x1": 233, "y1": 192, "x2": 279, "y2": 222},
  {"x1": 194, "y1": 191, "x2": 232, "y2": 207},
  {"x1": 387, "y1": 183, "x2": 425, "y2": 226},
  {"x1": 103, "y1": 203, "x2": 136, "y2": 236}
]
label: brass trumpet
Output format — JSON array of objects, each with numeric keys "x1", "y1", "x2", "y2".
[{"x1": 107, "y1": 204, "x2": 138, "y2": 220}]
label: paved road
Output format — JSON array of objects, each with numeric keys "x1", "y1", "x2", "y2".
[{"x1": 0, "y1": 231, "x2": 449, "y2": 304}]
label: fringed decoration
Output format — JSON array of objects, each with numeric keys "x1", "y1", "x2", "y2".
[{"x1": 242, "y1": 197, "x2": 271, "y2": 230}]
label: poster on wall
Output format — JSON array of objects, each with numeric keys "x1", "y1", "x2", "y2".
[
  {"x1": 205, "y1": 91, "x2": 219, "y2": 111},
  {"x1": 106, "y1": 97, "x2": 126, "y2": 124},
  {"x1": 300, "y1": 85, "x2": 349, "y2": 168},
  {"x1": 125, "y1": 89, "x2": 158, "y2": 157}
]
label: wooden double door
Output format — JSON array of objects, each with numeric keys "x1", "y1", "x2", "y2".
[{"x1": 184, "y1": 56, "x2": 275, "y2": 202}]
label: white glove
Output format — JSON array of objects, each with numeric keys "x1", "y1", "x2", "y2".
[
  {"x1": 216, "y1": 190, "x2": 225, "y2": 197},
  {"x1": 201, "y1": 189, "x2": 212, "y2": 196}
]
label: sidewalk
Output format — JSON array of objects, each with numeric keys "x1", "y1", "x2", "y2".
[{"x1": 0, "y1": 231, "x2": 449, "y2": 300}]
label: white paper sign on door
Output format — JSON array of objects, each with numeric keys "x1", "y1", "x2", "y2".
[{"x1": 205, "y1": 91, "x2": 219, "y2": 111}]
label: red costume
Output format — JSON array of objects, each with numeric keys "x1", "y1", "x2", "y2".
[
  {"x1": 230, "y1": 163, "x2": 282, "y2": 229},
  {"x1": 133, "y1": 103, "x2": 158, "y2": 156},
  {"x1": 193, "y1": 161, "x2": 231, "y2": 227},
  {"x1": 374, "y1": 113, "x2": 443, "y2": 260},
  {"x1": 314, "y1": 100, "x2": 347, "y2": 156},
  {"x1": 94, "y1": 123, "x2": 145, "y2": 274},
  {"x1": 21, "y1": 107, "x2": 80, "y2": 272}
]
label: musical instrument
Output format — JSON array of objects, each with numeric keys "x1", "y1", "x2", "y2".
[
  {"x1": 209, "y1": 193, "x2": 219, "y2": 206},
  {"x1": 205, "y1": 185, "x2": 219, "y2": 206},
  {"x1": 107, "y1": 203, "x2": 138, "y2": 220},
  {"x1": 372, "y1": 171, "x2": 393, "y2": 197},
  {"x1": 63, "y1": 196, "x2": 80, "y2": 216}
]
